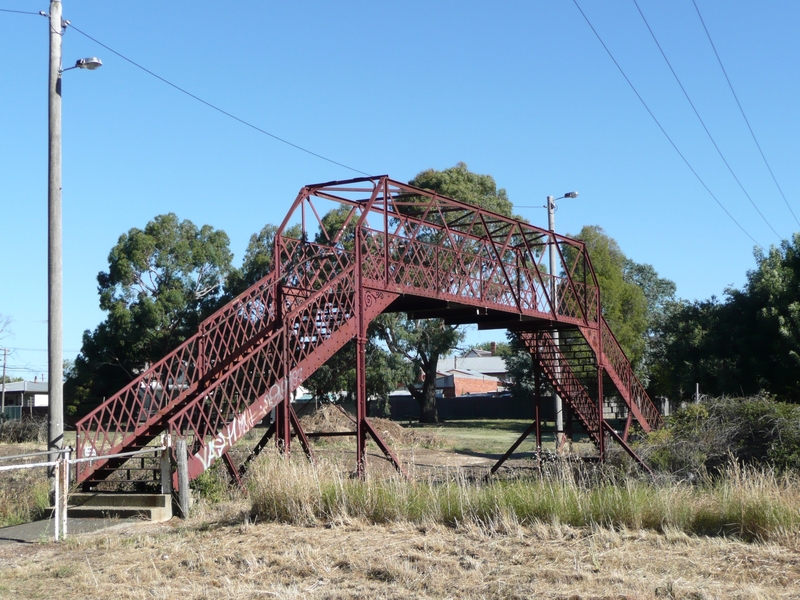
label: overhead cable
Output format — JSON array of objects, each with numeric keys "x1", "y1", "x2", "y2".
[
  {"x1": 633, "y1": 0, "x2": 782, "y2": 242},
  {"x1": 0, "y1": 8, "x2": 41, "y2": 15},
  {"x1": 67, "y1": 24, "x2": 371, "y2": 177},
  {"x1": 571, "y1": 0, "x2": 763, "y2": 250},
  {"x1": 692, "y1": 0, "x2": 800, "y2": 229}
]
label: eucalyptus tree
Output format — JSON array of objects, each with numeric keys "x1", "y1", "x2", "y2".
[{"x1": 65, "y1": 213, "x2": 232, "y2": 415}]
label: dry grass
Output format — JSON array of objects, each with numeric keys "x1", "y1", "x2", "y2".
[
  {"x1": 248, "y1": 450, "x2": 800, "y2": 544},
  {"x1": 3, "y1": 420, "x2": 800, "y2": 598},
  {"x1": 0, "y1": 443, "x2": 51, "y2": 527},
  {"x1": 1, "y1": 514, "x2": 798, "y2": 599}
]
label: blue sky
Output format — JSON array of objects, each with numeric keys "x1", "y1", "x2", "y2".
[{"x1": 1, "y1": 1, "x2": 798, "y2": 380}]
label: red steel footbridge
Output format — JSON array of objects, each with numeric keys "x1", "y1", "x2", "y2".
[{"x1": 75, "y1": 176, "x2": 662, "y2": 490}]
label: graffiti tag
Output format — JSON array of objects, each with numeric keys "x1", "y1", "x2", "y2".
[{"x1": 195, "y1": 367, "x2": 304, "y2": 471}]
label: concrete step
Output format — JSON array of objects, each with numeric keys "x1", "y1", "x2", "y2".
[{"x1": 49, "y1": 493, "x2": 173, "y2": 522}]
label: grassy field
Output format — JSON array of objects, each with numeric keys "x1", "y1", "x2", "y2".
[{"x1": 2, "y1": 415, "x2": 800, "y2": 598}]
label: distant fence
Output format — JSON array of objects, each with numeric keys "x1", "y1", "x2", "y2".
[
  {"x1": 0, "y1": 406, "x2": 22, "y2": 421},
  {"x1": 369, "y1": 394, "x2": 557, "y2": 422},
  {"x1": 0, "y1": 407, "x2": 48, "y2": 422}
]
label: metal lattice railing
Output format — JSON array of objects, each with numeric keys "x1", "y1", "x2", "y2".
[{"x1": 520, "y1": 331, "x2": 601, "y2": 442}]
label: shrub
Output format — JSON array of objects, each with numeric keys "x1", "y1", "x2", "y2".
[
  {"x1": 0, "y1": 417, "x2": 47, "y2": 444},
  {"x1": 190, "y1": 461, "x2": 231, "y2": 505},
  {"x1": 637, "y1": 395, "x2": 800, "y2": 474}
]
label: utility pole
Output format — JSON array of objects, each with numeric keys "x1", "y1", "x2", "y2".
[
  {"x1": 1, "y1": 347, "x2": 7, "y2": 418},
  {"x1": 546, "y1": 192, "x2": 578, "y2": 452},
  {"x1": 48, "y1": 0, "x2": 64, "y2": 472},
  {"x1": 46, "y1": 1, "x2": 101, "y2": 480}
]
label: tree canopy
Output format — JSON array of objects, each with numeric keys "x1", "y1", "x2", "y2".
[
  {"x1": 65, "y1": 214, "x2": 232, "y2": 415},
  {"x1": 652, "y1": 234, "x2": 800, "y2": 402},
  {"x1": 571, "y1": 226, "x2": 649, "y2": 368}
]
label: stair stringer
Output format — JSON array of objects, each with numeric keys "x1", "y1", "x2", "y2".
[
  {"x1": 523, "y1": 331, "x2": 651, "y2": 468},
  {"x1": 76, "y1": 249, "x2": 351, "y2": 485},
  {"x1": 520, "y1": 332, "x2": 600, "y2": 443},
  {"x1": 170, "y1": 285, "x2": 400, "y2": 482},
  {"x1": 75, "y1": 270, "x2": 284, "y2": 482}
]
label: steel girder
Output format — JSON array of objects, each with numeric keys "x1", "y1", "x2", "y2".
[{"x1": 76, "y1": 175, "x2": 661, "y2": 488}]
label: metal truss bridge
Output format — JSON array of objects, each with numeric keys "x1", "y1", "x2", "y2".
[{"x1": 75, "y1": 176, "x2": 662, "y2": 489}]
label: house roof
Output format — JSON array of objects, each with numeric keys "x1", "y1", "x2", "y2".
[
  {"x1": 437, "y1": 355, "x2": 507, "y2": 375},
  {"x1": 436, "y1": 368, "x2": 500, "y2": 382},
  {"x1": 0, "y1": 381, "x2": 48, "y2": 393}
]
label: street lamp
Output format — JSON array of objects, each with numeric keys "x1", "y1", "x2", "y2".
[
  {"x1": 545, "y1": 192, "x2": 578, "y2": 451},
  {"x1": 48, "y1": 0, "x2": 102, "y2": 477},
  {"x1": 64, "y1": 57, "x2": 103, "y2": 72}
]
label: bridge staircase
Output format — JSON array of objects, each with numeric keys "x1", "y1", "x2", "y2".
[{"x1": 76, "y1": 240, "x2": 400, "y2": 490}]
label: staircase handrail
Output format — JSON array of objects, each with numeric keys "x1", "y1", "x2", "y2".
[{"x1": 598, "y1": 317, "x2": 662, "y2": 430}]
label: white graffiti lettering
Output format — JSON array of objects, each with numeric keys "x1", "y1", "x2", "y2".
[{"x1": 196, "y1": 367, "x2": 305, "y2": 471}]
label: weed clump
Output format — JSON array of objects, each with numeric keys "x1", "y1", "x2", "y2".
[
  {"x1": 247, "y1": 450, "x2": 800, "y2": 542},
  {"x1": 0, "y1": 417, "x2": 47, "y2": 444}
]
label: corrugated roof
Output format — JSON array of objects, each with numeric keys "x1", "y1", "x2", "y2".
[{"x1": 437, "y1": 367, "x2": 500, "y2": 382}]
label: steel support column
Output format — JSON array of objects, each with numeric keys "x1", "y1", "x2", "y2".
[
  {"x1": 355, "y1": 223, "x2": 368, "y2": 478},
  {"x1": 535, "y1": 360, "x2": 542, "y2": 452},
  {"x1": 597, "y1": 365, "x2": 605, "y2": 462}
]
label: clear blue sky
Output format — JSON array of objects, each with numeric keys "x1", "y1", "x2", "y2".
[{"x1": 1, "y1": 1, "x2": 798, "y2": 380}]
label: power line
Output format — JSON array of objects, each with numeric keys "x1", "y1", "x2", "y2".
[
  {"x1": 692, "y1": 0, "x2": 800, "y2": 230},
  {"x1": 632, "y1": 0, "x2": 782, "y2": 242},
  {"x1": 8, "y1": 347, "x2": 82, "y2": 353},
  {"x1": 67, "y1": 23, "x2": 371, "y2": 177},
  {"x1": 0, "y1": 8, "x2": 41, "y2": 15},
  {"x1": 571, "y1": 0, "x2": 763, "y2": 250}
]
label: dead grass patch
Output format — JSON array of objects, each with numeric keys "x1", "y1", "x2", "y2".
[{"x1": 1, "y1": 517, "x2": 798, "y2": 599}]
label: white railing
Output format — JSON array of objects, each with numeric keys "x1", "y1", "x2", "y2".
[{"x1": 0, "y1": 437, "x2": 171, "y2": 542}]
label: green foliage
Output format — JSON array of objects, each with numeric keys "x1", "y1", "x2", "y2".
[
  {"x1": 511, "y1": 225, "x2": 674, "y2": 391},
  {"x1": 369, "y1": 163, "x2": 512, "y2": 423},
  {"x1": 190, "y1": 462, "x2": 230, "y2": 505},
  {"x1": 373, "y1": 313, "x2": 464, "y2": 423},
  {"x1": 638, "y1": 395, "x2": 800, "y2": 474},
  {"x1": 0, "y1": 466, "x2": 50, "y2": 527},
  {"x1": 504, "y1": 331, "x2": 546, "y2": 403},
  {"x1": 572, "y1": 226, "x2": 649, "y2": 368},
  {"x1": 652, "y1": 233, "x2": 800, "y2": 402},
  {"x1": 302, "y1": 335, "x2": 413, "y2": 405},
  {"x1": 409, "y1": 162, "x2": 515, "y2": 219},
  {"x1": 65, "y1": 213, "x2": 233, "y2": 416},
  {"x1": 225, "y1": 223, "x2": 303, "y2": 297}
]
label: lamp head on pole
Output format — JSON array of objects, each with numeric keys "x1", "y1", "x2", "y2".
[
  {"x1": 75, "y1": 57, "x2": 103, "y2": 70},
  {"x1": 562, "y1": 191, "x2": 579, "y2": 199}
]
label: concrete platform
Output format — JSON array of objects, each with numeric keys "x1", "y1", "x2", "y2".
[{"x1": 57, "y1": 493, "x2": 173, "y2": 522}]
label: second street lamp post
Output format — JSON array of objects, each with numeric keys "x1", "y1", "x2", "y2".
[
  {"x1": 545, "y1": 192, "x2": 578, "y2": 451},
  {"x1": 47, "y1": 0, "x2": 102, "y2": 485}
]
